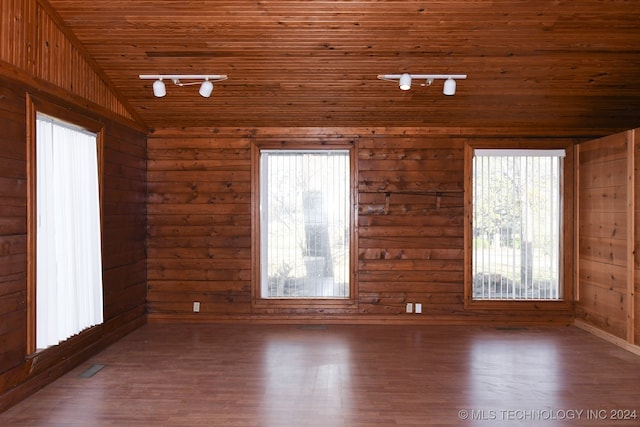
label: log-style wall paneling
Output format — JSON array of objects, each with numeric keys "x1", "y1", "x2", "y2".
[
  {"x1": 0, "y1": 0, "x2": 139, "y2": 125},
  {"x1": 0, "y1": 0, "x2": 148, "y2": 410},
  {"x1": 357, "y1": 136, "x2": 464, "y2": 316},
  {"x1": 146, "y1": 135, "x2": 252, "y2": 317},
  {"x1": 576, "y1": 128, "x2": 639, "y2": 350},
  {"x1": 0, "y1": 82, "x2": 28, "y2": 378},
  {"x1": 146, "y1": 128, "x2": 575, "y2": 324},
  {"x1": 0, "y1": 73, "x2": 148, "y2": 412}
]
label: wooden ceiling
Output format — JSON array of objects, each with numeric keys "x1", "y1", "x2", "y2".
[{"x1": 44, "y1": 0, "x2": 640, "y2": 133}]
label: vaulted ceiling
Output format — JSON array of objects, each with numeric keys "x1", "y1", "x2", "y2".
[{"x1": 45, "y1": 0, "x2": 640, "y2": 133}]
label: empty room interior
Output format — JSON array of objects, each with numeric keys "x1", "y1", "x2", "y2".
[{"x1": 1, "y1": 1, "x2": 640, "y2": 425}]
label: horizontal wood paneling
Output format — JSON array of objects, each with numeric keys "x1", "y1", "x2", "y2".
[
  {"x1": 147, "y1": 135, "x2": 252, "y2": 317},
  {"x1": 0, "y1": 78, "x2": 146, "y2": 414},
  {"x1": 0, "y1": 81, "x2": 28, "y2": 375},
  {"x1": 575, "y1": 284, "x2": 627, "y2": 340},
  {"x1": 147, "y1": 128, "x2": 574, "y2": 324},
  {"x1": 357, "y1": 135, "x2": 464, "y2": 316},
  {"x1": 101, "y1": 120, "x2": 147, "y2": 322},
  {"x1": 42, "y1": 0, "x2": 640, "y2": 133},
  {"x1": 576, "y1": 130, "x2": 635, "y2": 341}
]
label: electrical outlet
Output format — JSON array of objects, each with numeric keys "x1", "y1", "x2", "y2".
[
  {"x1": 193, "y1": 301, "x2": 200, "y2": 312},
  {"x1": 406, "y1": 302, "x2": 413, "y2": 313},
  {"x1": 415, "y1": 303, "x2": 422, "y2": 314}
]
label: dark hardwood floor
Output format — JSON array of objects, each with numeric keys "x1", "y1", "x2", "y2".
[{"x1": 1, "y1": 324, "x2": 639, "y2": 426}]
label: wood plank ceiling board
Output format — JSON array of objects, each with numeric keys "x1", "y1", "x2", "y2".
[{"x1": 44, "y1": 0, "x2": 640, "y2": 133}]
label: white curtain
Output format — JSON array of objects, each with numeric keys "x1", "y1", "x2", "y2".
[{"x1": 36, "y1": 115, "x2": 103, "y2": 350}]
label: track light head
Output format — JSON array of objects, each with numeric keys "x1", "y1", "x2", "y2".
[
  {"x1": 399, "y1": 73, "x2": 412, "y2": 91},
  {"x1": 443, "y1": 77, "x2": 457, "y2": 96},
  {"x1": 152, "y1": 79, "x2": 166, "y2": 97},
  {"x1": 199, "y1": 79, "x2": 214, "y2": 97}
]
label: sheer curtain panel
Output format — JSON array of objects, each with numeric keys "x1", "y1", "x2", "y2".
[{"x1": 36, "y1": 115, "x2": 103, "y2": 350}]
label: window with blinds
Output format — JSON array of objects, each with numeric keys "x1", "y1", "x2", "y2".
[
  {"x1": 259, "y1": 150, "x2": 350, "y2": 299},
  {"x1": 472, "y1": 149, "x2": 564, "y2": 300}
]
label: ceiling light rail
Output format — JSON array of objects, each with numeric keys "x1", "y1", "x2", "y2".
[
  {"x1": 139, "y1": 74, "x2": 228, "y2": 98},
  {"x1": 377, "y1": 73, "x2": 467, "y2": 95}
]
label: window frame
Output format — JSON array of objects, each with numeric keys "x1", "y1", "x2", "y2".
[
  {"x1": 463, "y1": 141, "x2": 574, "y2": 310},
  {"x1": 26, "y1": 94, "x2": 105, "y2": 354},
  {"x1": 251, "y1": 141, "x2": 358, "y2": 310}
]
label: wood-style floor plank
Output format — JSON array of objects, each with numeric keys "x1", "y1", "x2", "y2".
[{"x1": 1, "y1": 324, "x2": 640, "y2": 426}]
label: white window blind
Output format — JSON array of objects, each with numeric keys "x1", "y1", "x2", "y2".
[
  {"x1": 260, "y1": 150, "x2": 350, "y2": 298},
  {"x1": 36, "y1": 114, "x2": 103, "y2": 349},
  {"x1": 472, "y1": 149, "x2": 563, "y2": 300}
]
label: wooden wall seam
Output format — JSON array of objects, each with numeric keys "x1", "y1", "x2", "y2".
[
  {"x1": 24, "y1": 94, "x2": 36, "y2": 355},
  {"x1": 574, "y1": 144, "x2": 581, "y2": 303},
  {"x1": 627, "y1": 130, "x2": 636, "y2": 343}
]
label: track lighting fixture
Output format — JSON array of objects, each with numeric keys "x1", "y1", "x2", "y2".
[
  {"x1": 198, "y1": 79, "x2": 214, "y2": 98},
  {"x1": 152, "y1": 78, "x2": 166, "y2": 97},
  {"x1": 399, "y1": 73, "x2": 412, "y2": 91},
  {"x1": 377, "y1": 73, "x2": 467, "y2": 95},
  {"x1": 139, "y1": 74, "x2": 228, "y2": 98},
  {"x1": 443, "y1": 77, "x2": 457, "y2": 96}
]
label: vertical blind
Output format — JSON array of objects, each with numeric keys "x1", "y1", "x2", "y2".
[
  {"x1": 260, "y1": 150, "x2": 350, "y2": 298},
  {"x1": 36, "y1": 114, "x2": 103, "y2": 349},
  {"x1": 472, "y1": 149, "x2": 564, "y2": 300}
]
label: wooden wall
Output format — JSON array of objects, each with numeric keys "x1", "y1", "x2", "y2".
[
  {"x1": 0, "y1": 82, "x2": 29, "y2": 381},
  {"x1": 146, "y1": 132, "x2": 252, "y2": 317},
  {"x1": 0, "y1": 0, "x2": 136, "y2": 123},
  {"x1": 0, "y1": 0, "x2": 147, "y2": 412},
  {"x1": 576, "y1": 128, "x2": 639, "y2": 352},
  {"x1": 358, "y1": 134, "x2": 464, "y2": 318},
  {"x1": 147, "y1": 128, "x2": 576, "y2": 324}
]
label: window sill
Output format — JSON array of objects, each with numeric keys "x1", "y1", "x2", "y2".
[
  {"x1": 252, "y1": 297, "x2": 358, "y2": 310},
  {"x1": 464, "y1": 298, "x2": 573, "y2": 311}
]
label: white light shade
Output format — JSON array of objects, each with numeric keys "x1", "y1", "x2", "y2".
[
  {"x1": 399, "y1": 73, "x2": 412, "y2": 90},
  {"x1": 199, "y1": 79, "x2": 214, "y2": 97},
  {"x1": 443, "y1": 77, "x2": 456, "y2": 95},
  {"x1": 152, "y1": 79, "x2": 166, "y2": 97}
]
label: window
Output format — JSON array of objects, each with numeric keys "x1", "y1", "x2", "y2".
[
  {"x1": 33, "y1": 113, "x2": 103, "y2": 350},
  {"x1": 259, "y1": 150, "x2": 350, "y2": 299},
  {"x1": 471, "y1": 149, "x2": 565, "y2": 301}
]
